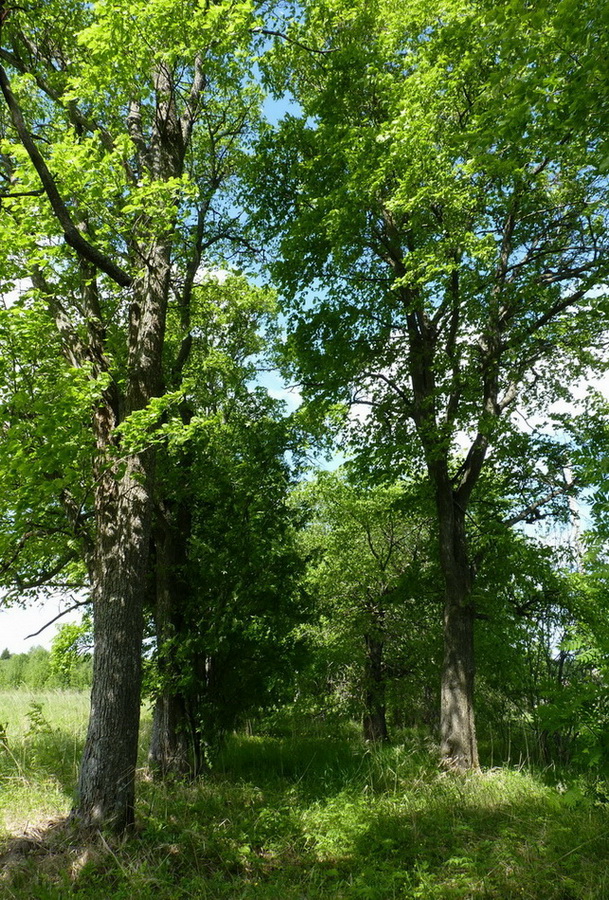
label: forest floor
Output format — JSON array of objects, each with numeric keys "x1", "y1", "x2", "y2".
[{"x1": 1, "y1": 691, "x2": 609, "y2": 899}]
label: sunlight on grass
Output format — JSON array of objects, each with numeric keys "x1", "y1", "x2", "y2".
[
  {"x1": 1, "y1": 699, "x2": 609, "y2": 898},
  {"x1": 0, "y1": 690, "x2": 89, "y2": 837},
  {"x1": 0, "y1": 691, "x2": 152, "y2": 840}
]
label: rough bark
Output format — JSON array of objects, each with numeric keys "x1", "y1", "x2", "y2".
[
  {"x1": 73, "y1": 244, "x2": 172, "y2": 829},
  {"x1": 0, "y1": 9, "x2": 246, "y2": 825},
  {"x1": 74, "y1": 457, "x2": 151, "y2": 830},
  {"x1": 149, "y1": 694, "x2": 193, "y2": 778},
  {"x1": 148, "y1": 501, "x2": 196, "y2": 778},
  {"x1": 362, "y1": 631, "x2": 389, "y2": 742},
  {"x1": 435, "y1": 479, "x2": 479, "y2": 771}
]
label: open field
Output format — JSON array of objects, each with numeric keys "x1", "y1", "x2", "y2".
[{"x1": 1, "y1": 692, "x2": 609, "y2": 898}]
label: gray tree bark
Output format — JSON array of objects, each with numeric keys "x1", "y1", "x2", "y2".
[
  {"x1": 435, "y1": 477, "x2": 479, "y2": 770},
  {"x1": 363, "y1": 630, "x2": 389, "y2": 743}
]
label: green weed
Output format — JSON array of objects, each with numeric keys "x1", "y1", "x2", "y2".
[{"x1": 1, "y1": 698, "x2": 609, "y2": 898}]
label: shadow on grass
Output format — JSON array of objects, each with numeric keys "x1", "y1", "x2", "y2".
[
  {"x1": 343, "y1": 786, "x2": 609, "y2": 899},
  {"x1": 0, "y1": 725, "x2": 84, "y2": 797},
  {"x1": 2, "y1": 733, "x2": 609, "y2": 899}
]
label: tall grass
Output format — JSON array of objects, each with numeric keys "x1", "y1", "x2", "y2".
[
  {"x1": 1, "y1": 696, "x2": 609, "y2": 898},
  {"x1": 0, "y1": 691, "x2": 151, "y2": 836},
  {"x1": 0, "y1": 690, "x2": 89, "y2": 832}
]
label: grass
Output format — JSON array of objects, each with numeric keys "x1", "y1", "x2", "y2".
[{"x1": 1, "y1": 697, "x2": 609, "y2": 898}]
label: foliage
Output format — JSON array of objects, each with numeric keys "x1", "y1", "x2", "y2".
[
  {"x1": 152, "y1": 396, "x2": 308, "y2": 750},
  {"x1": 535, "y1": 539, "x2": 609, "y2": 781},
  {"x1": 0, "y1": 0, "x2": 271, "y2": 826},
  {"x1": 139, "y1": 270, "x2": 311, "y2": 764},
  {"x1": 0, "y1": 0, "x2": 609, "y2": 846},
  {"x1": 49, "y1": 616, "x2": 93, "y2": 689},
  {"x1": 0, "y1": 643, "x2": 92, "y2": 690},
  {"x1": 292, "y1": 471, "x2": 442, "y2": 731},
  {"x1": 0, "y1": 299, "x2": 93, "y2": 602},
  {"x1": 247, "y1": 0, "x2": 609, "y2": 767}
]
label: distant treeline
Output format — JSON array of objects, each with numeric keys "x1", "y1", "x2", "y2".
[{"x1": 0, "y1": 645, "x2": 92, "y2": 690}]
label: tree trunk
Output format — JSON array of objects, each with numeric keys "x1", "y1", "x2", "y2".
[
  {"x1": 149, "y1": 693, "x2": 193, "y2": 778},
  {"x1": 73, "y1": 455, "x2": 152, "y2": 831},
  {"x1": 73, "y1": 247, "x2": 171, "y2": 829},
  {"x1": 148, "y1": 500, "x2": 197, "y2": 778},
  {"x1": 436, "y1": 482, "x2": 479, "y2": 770},
  {"x1": 0, "y1": 23, "x2": 212, "y2": 829},
  {"x1": 440, "y1": 591, "x2": 478, "y2": 769},
  {"x1": 363, "y1": 631, "x2": 389, "y2": 742}
]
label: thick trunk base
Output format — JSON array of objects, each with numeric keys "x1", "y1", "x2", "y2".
[
  {"x1": 440, "y1": 601, "x2": 479, "y2": 771},
  {"x1": 148, "y1": 694, "x2": 195, "y2": 778},
  {"x1": 72, "y1": 463, "x2": 150, "y2": 832}
]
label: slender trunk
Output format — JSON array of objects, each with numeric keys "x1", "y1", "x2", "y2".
[
  {"x1": 363, "y1": 631, "x2": 389, "y2": 742},
  {"x1": 435, "y1": 480, "x2": 479, "y2": 770},
  {"x1": 148, "y1": 502, "x2": 196, "y2": 777},
  {"x1": 149, "y1": 694, "x2": 192, "y2": 777}
]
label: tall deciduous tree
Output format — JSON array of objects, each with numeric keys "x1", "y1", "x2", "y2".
[
  {"x1": 0, "y1": 0, "x2": 261, "y2": 829},
  {"x1": 147, "y1": 271, "x2": 305, "y2": 775},
  {"x1": 251, "y1": 0, "x2": 609, "y2": 768}
]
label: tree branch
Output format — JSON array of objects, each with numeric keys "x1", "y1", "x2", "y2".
[
  {"x1": 251, "y1": 27, "x2": 335, "y2": 55},
  {"x1": 503, "y1": 479, "x2": 577, "y2": 528},
  {"x1": 0, "y1": 45, "x2": 117, "y2": 154},
  {"x1": 0, "y1": 63, "x2": 133, "y2": 287},
  {"x1": 0, "y1": 187, "x2": 43, "y2": 203},
  {"x1": 24, "y1": 597, "x2": 90, "y2": 640}
]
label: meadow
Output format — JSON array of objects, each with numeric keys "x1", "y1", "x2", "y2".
[{"x1": 1, "y1": 691, "x2": 609, "y2": 898}]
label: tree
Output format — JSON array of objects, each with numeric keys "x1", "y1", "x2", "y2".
[
  {"x1": 147, "y1": 272, "x2": 307, "y2": 775},
  {"x1": 295, "y1": 471, "x2": 440, "y2": 741},
  {"x1": 250, "y1": 0, "x2": 609, "y2": 768},
  {"x1": 0, "y1": 0, "x2": 262, "y2": 829},
  {"x1": 50, "y1": 616, "x2": 93, "y2": 689}
]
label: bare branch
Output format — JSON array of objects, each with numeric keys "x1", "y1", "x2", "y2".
[
  {"x1": 513, "y1": 286, "x2": 588, "y2": 344},
  {"x1": 24, "y1": 597, "x2": 90, "y2": 640},
  {"x1": 503, "y1": 479, "x2": 577, "y2": 528},
  {"x1": 363, "y1": 369, "x2": 412, "y2": 408},
  {"x1": 0, "y1": 187, "x2": 43, "y2": 202},
  {"x1": 252, "y1": 27, "x2": 335, "y2": 55}
]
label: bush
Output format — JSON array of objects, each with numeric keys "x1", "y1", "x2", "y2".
[{"x1": 0, "y1": 642, "x2": 92, "y2": 691}]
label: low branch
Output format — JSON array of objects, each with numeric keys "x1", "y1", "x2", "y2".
[
  {"x1": 14, "y1": 551, "x2": 81, "y2": 591},
  {"x1": 24, "y1": 597, "x2": 90, "y2": 640}
]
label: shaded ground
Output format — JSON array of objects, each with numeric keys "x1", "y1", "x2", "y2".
[{"x1": 2, "y1": 729, "x2": 609, "y2": 898}]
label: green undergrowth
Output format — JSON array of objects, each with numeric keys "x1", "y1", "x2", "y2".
[{"x1": 1, "y1": 697, "x2": 609, "y2": 898}]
